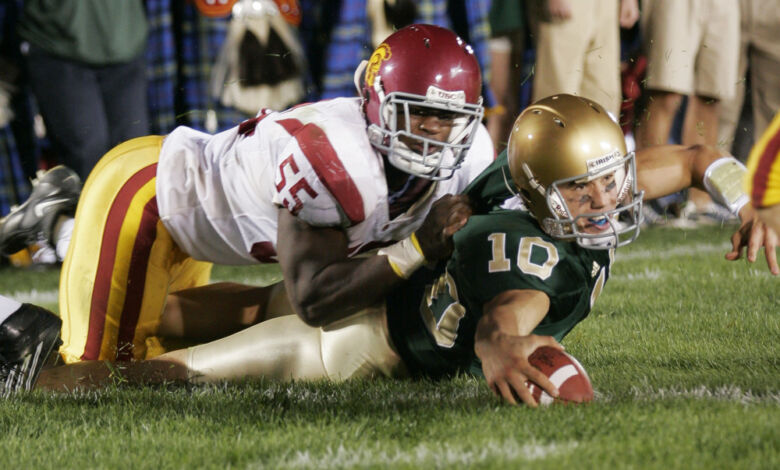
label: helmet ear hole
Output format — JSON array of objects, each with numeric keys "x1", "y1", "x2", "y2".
[{"x1": 353, "y1": 59, "x2": 370, "y2": 99}]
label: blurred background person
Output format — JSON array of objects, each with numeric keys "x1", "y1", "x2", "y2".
[
  {"x1": 635, "y1": 0, "x2": 740, "y2": 224},
  {"x1": 485, "y1": 0, "x2": 527, "y2": 149},
  {"x1": 717, "y1": 0, "x2": 780, "y2": 161},
  {"x1": 527, "y1": 0, "x2": 640, "y2": 119},
  {"x1": 17, "y1": 0, "x2": 150, "y2": 180}
]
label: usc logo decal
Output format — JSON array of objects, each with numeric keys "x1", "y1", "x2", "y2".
[{"x1": 365, "y1": 43, "x2": 392, "y2": 87}]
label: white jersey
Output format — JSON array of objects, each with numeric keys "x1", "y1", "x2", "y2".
[{"x1": 156, "y1": 98, "x2": 494, "y2": 265}]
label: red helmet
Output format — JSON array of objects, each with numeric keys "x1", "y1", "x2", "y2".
[{"x1": 356, "y1": 24, "x2": 484, "y2": 180}]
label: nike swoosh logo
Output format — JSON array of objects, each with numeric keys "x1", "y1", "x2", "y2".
[{"x1": 33, "y1": 198, "x2": 73, "y2": 218}]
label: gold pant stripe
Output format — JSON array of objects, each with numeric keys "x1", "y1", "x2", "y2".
[{"x1": 60, "y1": 136, "x2": 211, "y2": 363}]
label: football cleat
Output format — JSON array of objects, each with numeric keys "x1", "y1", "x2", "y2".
[
  {"x1": 1, "y1": 303, "x2": 62, "y2": 394},
  {"x1": 0, "y1": 165, "x2": 81, "y2": 256}
]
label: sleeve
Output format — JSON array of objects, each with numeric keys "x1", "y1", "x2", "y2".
[
  {"x1": 271, "y1": 142, "x2": 345, "y2": 227},
  {"x1": 271, "y1": 122, "x2": 369, "y2": 227}
]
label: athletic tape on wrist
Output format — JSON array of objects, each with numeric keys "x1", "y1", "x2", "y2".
[
  {"x1": 703, "y1": 157, "x2": 749, "y2": 215},
  {"x1": 377, "y1": 232, "x2": 426, "y2": 279}
]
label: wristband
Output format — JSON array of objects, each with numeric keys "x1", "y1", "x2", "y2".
[
  {"x1": 702, "y1": 157, "x2": 749, "y2": 215},
  {"x1": 377, "y1": 232, "x2": 426, "y2": 279}
]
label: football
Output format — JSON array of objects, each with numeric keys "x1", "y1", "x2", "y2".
[{"x1": 527, "y1": 346, "x2": 594, "y2": 405}]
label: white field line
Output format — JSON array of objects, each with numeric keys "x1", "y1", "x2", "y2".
[
  {"x1": 616, "y1": 242, "x2": 730, "y2": 262},
  {"x1": 597, "y1": 385, "x2": 780, "y2": 404},
  {"x1": 2, "y1": 288, "x2": 58, "y2": 305},
  {"x1": 263, "y1": 440, "x2": 578, "y2": 470},
  {"x1": 610, "y1": 267, "x2": 664, "y2": 281}
]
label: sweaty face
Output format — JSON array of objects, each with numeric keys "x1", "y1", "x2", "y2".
[
  {"x1": 557, "y1": 172, "x2": 619, "y2": 234},
  {"x1": 396, "y1": 104, "x2": 458, "y2": 152}
]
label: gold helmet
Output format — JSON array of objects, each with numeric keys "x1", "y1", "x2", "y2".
[{"x1": 507, "y1": 94, "x2": 644, "y2": 249}]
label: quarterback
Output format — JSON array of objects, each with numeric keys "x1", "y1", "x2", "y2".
[
  {"x1": 0, "y1": 24, "x2": 495, "y2": 365},
  {"x1": 28, "y1": 95, "x2": 777, "y2": 406}
]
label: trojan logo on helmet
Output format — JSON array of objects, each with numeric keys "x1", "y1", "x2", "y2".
[{"x1": 355, "y1": 24, "x2": 485, "y2": 180}]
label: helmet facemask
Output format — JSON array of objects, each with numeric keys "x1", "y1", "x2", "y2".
[
  {"x1": 526, "y1": 151, "x2": 644, "y2": 250},
  {"x1": 366, "y1": 87, "x2": 483, "y2": 180}
]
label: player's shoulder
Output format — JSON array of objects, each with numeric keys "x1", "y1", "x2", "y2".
[
  {"x1": 270, "y1": 98, "x2": 365, "y2": 135},
  {"x1": 269, "y1": 98, "x2": 385, "y2": 227},
  {"x1": 457, "y1": 209, "x2": 544, "y2": 244}
]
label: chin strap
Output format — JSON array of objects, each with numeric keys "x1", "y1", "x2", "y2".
[{"x1": 703, "y1": 157, "x2": 749, "y2": 215}]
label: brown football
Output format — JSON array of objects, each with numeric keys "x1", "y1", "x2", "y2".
[{"x1": 527, "y1": 346, "x2": 594, "y2": 405}]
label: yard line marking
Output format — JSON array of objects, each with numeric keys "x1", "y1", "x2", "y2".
[
  {"x1": 610, "y1": 268, "x2": 663, "y2": 281},
  {"x1": 1, "y1": 288, "x2": 58, "y2": 305},
  {"x1": 617, "y1": 243, "x2": 730, "y2": 262},
  {"x1": 265, "y1": 440, "x2": 578, "y2": 469},
  {"x1": 598, "y1": 385, "x2": 780, "y2": 404}
]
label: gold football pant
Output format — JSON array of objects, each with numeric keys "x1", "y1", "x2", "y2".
[
  {"x1": 180, "y1": 305, "x2": 408, "y2": 382},
  {"x1": 59, "y1": 136, "x2": 212, "y2": 363}
]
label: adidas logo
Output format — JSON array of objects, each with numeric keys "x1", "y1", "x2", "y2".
[{"x1": 591, "y1": 261, "x2": 600, "y2": 277}]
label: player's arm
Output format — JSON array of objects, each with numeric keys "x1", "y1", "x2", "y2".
[
  {"x1": 474, "y1": 289, "x2": 563, "y2": 407},
  {"x1": 277, "y1": 194, "x2": 473, "y2": 327},
  {"x1": 635, "y1": 144, "x2": 778, "y2": 274}
]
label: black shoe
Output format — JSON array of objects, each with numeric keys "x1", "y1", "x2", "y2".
[
  {"x1": 0, "y1": 165, "x2": 81, "y2": 256},
  {"x1": 0, "y1": 303, "x2": 62, "y2": 393}
]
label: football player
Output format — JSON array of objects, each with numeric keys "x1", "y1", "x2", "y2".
[
  {"x1": 745, "y1": 112, "x2": 780, "y2": 235},
  {"x1": 0, "y1": 24, "x2": 494, "y2": 364},
  {"x1": 30, "y1": 95, "x2": 777, "y2": 405}
]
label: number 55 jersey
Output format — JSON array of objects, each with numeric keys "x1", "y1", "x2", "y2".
[
  {"x1": 60, "y1": 97, "x2": 493, "y2": 363},
  {"x1": 157, "y1": 97, "x2": 494, "y2": 265}
]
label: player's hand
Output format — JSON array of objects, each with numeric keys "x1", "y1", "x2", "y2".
[
  {"x1": 477, "y1": 333, "x2": 562, "y2": 407},
  {"x1": 619, "y1": 0, "x2": 639, "y2": 28},
  {"x1": 547, "y1": 0, "x2": 572, "y2": 20},
  {"x1": 415, "y1": 193, "x2": 473, "y2": 262},
  {"x1": 726, "y1": 205, "x2": 779, "y2": 275}
]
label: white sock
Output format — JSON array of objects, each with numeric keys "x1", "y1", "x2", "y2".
[
  {"x1": 54, "y1": 216, "x2": 75, "y2": 261},
  {"x1": 0, "y1": 294, "x2": 23, "y2": 324}
]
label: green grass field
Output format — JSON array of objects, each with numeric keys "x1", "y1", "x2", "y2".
[{"x1": 1, "y1": 224, "x2": 778, "y2": 469}]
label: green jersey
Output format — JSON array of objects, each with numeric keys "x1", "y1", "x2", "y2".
[{"x1": 387, "y1": 153, "x2": 612, "y2": 378}]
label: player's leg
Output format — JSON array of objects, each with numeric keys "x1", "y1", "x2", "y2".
[
  {"x1": 35, "y1": 357, "x2": 188, "y2": 392},
  {"x1": 36, "y1": 304, "x2": 405, "y2": 391},
  {"x1": 59, "y1": 136, "x2": 189, "y2": 363},
  {"x1": 169, "y1": 304, "x2": 406, "y2": 383},
  {"x1": 157, "y1": 281, "x2": 285, "y2": 344}
]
